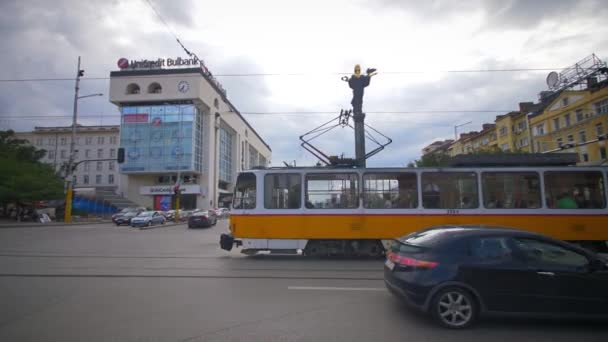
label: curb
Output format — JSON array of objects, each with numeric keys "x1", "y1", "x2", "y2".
[
  {"x1": 0, "y1": 221, "x2": 113, "y2": 229},
  {"x1": 138, "y1": 222, "x2": 187, "y2": 230}
]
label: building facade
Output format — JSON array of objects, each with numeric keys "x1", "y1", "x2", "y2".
[
  {"x1": 15, "y1": 125, "x2": 121, "y2": 189},
  {"x1": 109, "y1": 62, "x2": 271, "y2": 210},
  {"x1": 421, "y1": 139, "x2": 454, "y2": 155},
  {"x1": 529, "y1": 82, "x2": 608, "y2": 163}
]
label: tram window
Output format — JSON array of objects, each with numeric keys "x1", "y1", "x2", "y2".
[
  {"x1": 264, "y1": 173, "x2": 301, "y2": 209},
  {"x1": 421, "y1": 172, "x2": 478, "y2": 209},
  {"x1": 363, "y1": 173, "x2": 417, "y2": 208},
  {"x1": 233, "y1": 172, "x2": 256, "y2": 209},
  {"x1": 544, "y1": 171, "x2": 605, "y2": 209},
  {"x1": 482, "y1": 172, "x2": 541, "y2": 209},
  {"x1": 305, "y1": 173, "x2": 359, "y2": 209}
]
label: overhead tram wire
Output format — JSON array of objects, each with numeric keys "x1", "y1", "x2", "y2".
[
  {"x1": 0, "y1": 109, "x2": 516, "y2": 118},
  {"x1": 0, "y1": 67, "x2": 565, "y2": 83}
]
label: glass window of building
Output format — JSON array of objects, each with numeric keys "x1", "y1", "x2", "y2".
[
  {"x1": 596, "y1": 123, "x2": 604, "y2": 137},
  {"x1": 75, "y1": 137, "x2": 80, "y2": 145},
  {"x1": 595, "y1": 99, "x2": 608, "y2": 115},
  {"x1": 48, "y1": 138, "x2": 55, "y2": 145},
  {"x1": 148, "y1": 82, "x2": 162, "y2": 94},
  {"x1": 567, "y1": 135, "x2": 574, "y2": 142},
  {"x1": 110, "y1": 148, "x2": 116, "y2": 158},
  {"x1": 48, "y1": 150, "x2": 55, "y2": 159},
  {"x1": 110, "y1": 136, "x2": 117, "y2": 144},
  {"x1": 97, "y1": 136, "x2": 104, "y2": 144},
  {"x1": 83, "y1": 175, "x2": 89, "y2": 184},
  {"x1": 84, "y1": 161, "x2": 90, "y2": 171},
  {"x1": 264, "y1": 174, "x2": 301, "y2": 209},
  {"x1": 544, "y1": 171, "x2": 605, "y2": 209},
  {"x1": 534, "y1": 124, "x2": 545, "y2": 136},
  {"x1": 482, "y1": 172, "x2": 541, "y2": 209},
  {"x1": 60, "y1": 137, "x2": 67, "y2": 145},
  {"x1": 108, "y1": 161, "x2": 115, "y2": 171},
  {"x1": 108, "y1": 174, "x2": 114, "y2": 184},
  {"x1": 35, "y1": 138, "x2": 43, "y2": 145},
  {"x1": 85, "y1": 149, "x2": 90, "y2": 158},
  {"x1": 600, "y1": 147, "x2": 607, "y2": 159},
  {"x1": 120, "y1": 104, "x2": 196, "y2": 173},
  {"x1": 259, "y1": 155, "x2": 267, "y2": 168},
  {"x1": 85, "y1": 137, "x2": 92, "y2": 145},
  {"x1": 219, "y1": 127, "x2": 233, "y2": 183},
  {"x1": 97, "y1": 149, "x2": 103, "y2": 158},
  {"x1": 576, "y1": 109, "x2": 584, "y2": 122},
  {"x1": 96, "y1": 161, "x2": 102, "y2": 171},
  {"x1": 422, "y1": 172, "x2": 478, "y2": 209},
  {"x1": 363, "y1": 173, "x2": 417, "y2": 209},
  {"x1": 564, "y1": 113, "x2": 571, "y2": 127},
  {"x1": 553, "y1": 118, "x2": 560, "y2": 131},
  {"x1": 499, "y1": 127, "x2": 507, "y2": 136},
  {"x1": 305, "y1": 173, "x2": 359, "y2": 209},
  {"x1": 60, "y1": 150, "x2": 66, "y2": 158},
  {"x1": 95, "y1": 175, "x2": 102, "y2": 184},
  {"x1": 248, "y1": 144, "x2": 259, "y2": 169},
  {"x1": 579, "y1": 130, "x2": 586, "y2": 143},
  {"x1": 233, "y1": 172, "x2": 256, "y2": 209}
]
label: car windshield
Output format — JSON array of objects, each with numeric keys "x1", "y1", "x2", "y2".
[
  {"x1": 138, "y1": 211, "x2": 154, "y2": 217},
  {"x1": 193, "y1": 211, "x2": 209, "y2": 216}
]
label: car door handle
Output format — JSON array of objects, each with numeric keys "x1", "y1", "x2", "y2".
[{"x1": 537, "y1": 271, "x2": 555, "y2": 276}]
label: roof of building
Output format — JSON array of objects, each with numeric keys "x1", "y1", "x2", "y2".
[
  {"x1": 110, "y1": 67, "x2": 271, "y2": 152},
  {"x1": 449, "y1": 153, "x2": 578, "y2": 167},
  {"x1": 32, "y1": 124, "x2": 119, "y2": 133}
]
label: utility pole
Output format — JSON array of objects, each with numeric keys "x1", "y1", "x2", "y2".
[{"x1": 64, "y1": 56, "x2": 83, "y2": 223}]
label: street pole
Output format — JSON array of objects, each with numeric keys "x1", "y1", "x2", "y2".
[
  {"x1": 454, "y1": 121, "x2": 473, "y2": 140},
  {"x1": 64, "y1": 56, "x2": 82, "y2": 223}
]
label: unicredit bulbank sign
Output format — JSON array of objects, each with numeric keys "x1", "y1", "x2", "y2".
[
  {"x1": 117, "y1": 57, "x2": 202, "y2": 70},
  {"x1": 116, "y1": 57, "x2": 227, "y2": 96}
]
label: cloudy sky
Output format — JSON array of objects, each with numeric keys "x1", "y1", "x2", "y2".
[{"x1": 1, "y1": 0, "x2": 607, "y2": 166}]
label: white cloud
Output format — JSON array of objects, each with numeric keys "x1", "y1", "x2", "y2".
[{"x1": 1, "y1": 0, "x2": 607, "y2": 165}]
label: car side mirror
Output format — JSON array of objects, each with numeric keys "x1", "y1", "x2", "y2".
[{"x1": 589, "y1": 258, "x2": 605, "y2": 272}]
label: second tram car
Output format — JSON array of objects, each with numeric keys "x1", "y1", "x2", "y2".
[{"x1": 220, "y1": 166, "x2": 608, "y2": 256}]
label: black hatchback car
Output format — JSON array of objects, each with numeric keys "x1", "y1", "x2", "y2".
[
  {"x1": 384, "y1": 225, "x2": 608, "y2": 329},
  {"x1": 187, "y1": 210, "x2": 217, "y2": 228}
]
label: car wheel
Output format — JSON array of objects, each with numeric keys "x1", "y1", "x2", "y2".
[
  {"x1": 147, "y1": 221, "x2": 151, "y2": 227},
  {"x1": 431, "y1": 287, "x2": 478, "y2": 329}
]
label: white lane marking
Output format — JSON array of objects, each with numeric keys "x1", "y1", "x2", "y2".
[{"x1": 288, "y1": 286, "x2": 385, "y2": 292}]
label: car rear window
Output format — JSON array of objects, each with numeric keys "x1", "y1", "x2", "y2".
[
  {"x1": 400, "y1": 228, "x2": 469, "y2": 248},
  {"x1": 390, "y1": 241, "x2": 425, "y2": 254}
]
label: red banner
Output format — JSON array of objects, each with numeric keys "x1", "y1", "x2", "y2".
[{"x1": 123, "y1": 114, "x2": 149, "y2": 123}]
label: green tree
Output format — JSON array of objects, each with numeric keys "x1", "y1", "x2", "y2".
[
  {"x1": 408, "y1": 152, "x2": 452, "y2": 167},
  {"x1": 0, "y1": 130, "x2": 64, "y2": 217}
]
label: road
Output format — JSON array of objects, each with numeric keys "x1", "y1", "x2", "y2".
[{"x1": 0, "y1": 220, "x2": 606, "y2": 342}]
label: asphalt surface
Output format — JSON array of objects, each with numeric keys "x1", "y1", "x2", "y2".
[{"x1": 0, "y1": 220, "x2": 607, "y2": 342}]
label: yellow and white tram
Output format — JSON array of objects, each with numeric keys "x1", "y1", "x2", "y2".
[{"x1": 220, "y1": 166, "x2": 608, "y2": 256}]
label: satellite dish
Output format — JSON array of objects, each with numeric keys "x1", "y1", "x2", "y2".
[{"x1": 546, "y1": 72, "x2": 559, "y2": 89}]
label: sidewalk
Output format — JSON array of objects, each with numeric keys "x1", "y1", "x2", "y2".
[{"x1": 0, "y1": 219, "x2": 112, "y2": 229}]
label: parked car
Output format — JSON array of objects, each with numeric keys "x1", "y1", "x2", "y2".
[
  {"x1": 112, "y1": 207, "x2": 145, "y2": 222},
  {"x1": 113, "y1": 211, "x2": 138, "y2": 226},
  {"x1": 214, "y1": 208, "x2": 230, "y2": 218},
  {"x1": 187, "y1": 210, "x2": 217, "y2": 228},
  {"x1": 384, "y1": 225, "x2": 608, "y2": 329},
  {"x1": 130, "y1": 211, "x2": 166, "y2": 227}
]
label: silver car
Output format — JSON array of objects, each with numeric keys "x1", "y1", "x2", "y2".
[{"x1": 130, "y1": 211, "x2": 166, "y2": 227}]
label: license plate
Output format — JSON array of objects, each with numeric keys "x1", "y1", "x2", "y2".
[{"x1": 385, "y1": 259, "x2": 395, "y2": 271}]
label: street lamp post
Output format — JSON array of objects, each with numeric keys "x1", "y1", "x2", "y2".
[
  {"x1": 64, "y1": 56, "x2": 103, "y2": 223},
  {"x1": 454, "y1": 121, "x2": 473, "y2": 140}
]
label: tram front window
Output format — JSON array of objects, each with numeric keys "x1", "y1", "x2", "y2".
[{"x1": 233, "y1": 172, "x2": 256, "y2": 209}]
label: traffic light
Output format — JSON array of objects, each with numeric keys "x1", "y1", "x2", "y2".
[{"x1": 117, "y1": 148, "x2": 125, "y2": 163}]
